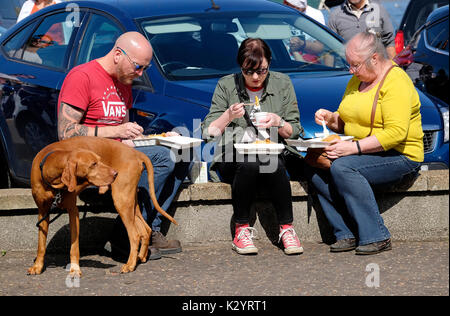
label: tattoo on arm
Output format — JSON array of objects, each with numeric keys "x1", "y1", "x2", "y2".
[{"x1": 58, "y1": 102, "x2": 88, "y2": 139}]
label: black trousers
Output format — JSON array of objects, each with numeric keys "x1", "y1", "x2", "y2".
[{"x1": 215, "y1": 155, "x2": 294, "y2": 225}]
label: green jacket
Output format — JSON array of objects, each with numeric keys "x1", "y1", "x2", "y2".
[{"x1": 202, "y1": 71, "x2": 304, "y2": 182}]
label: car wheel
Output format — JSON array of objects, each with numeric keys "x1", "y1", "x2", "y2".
[
  {"x1": 0, "y1": 150, "x2": 12, "y2": 189},
  {"x1": 22, "y1": 119, "x2": 52, "y2": 155}
]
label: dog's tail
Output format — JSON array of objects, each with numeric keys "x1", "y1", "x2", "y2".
[{"x1": 140, "y1": 153, "x2": 178, "y2": 226}]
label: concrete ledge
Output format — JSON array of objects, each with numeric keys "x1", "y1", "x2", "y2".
[
  {"x1": 0, "y1": 170, "x2": 448, "y2": 251},
  {"x1": 1, "y1": 170, "x2": 447, "y2": 209},
  {"x1": 164, "y1": 170, "x2": 449, "y2": 245}
]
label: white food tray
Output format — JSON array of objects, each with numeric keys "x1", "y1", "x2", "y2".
[
  {"x1": 234, "y1": 143, "x2": 285, "y2": 155},
  {"x1": 133, "y1": 136, "x2": 203, "y2": 149},
  {"x1": 286, "y1": 135, "x2": 354, "y2": 149}
]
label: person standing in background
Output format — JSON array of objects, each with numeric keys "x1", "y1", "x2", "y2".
[
  {"x1": 17, "y1": 0, "x2": 64, "y2": 45},
  {"x1": 284, "y1": 0, "x2": 326, "y2": 25},
  {"x1": 17, "y1": 0, "x2": 61, "y2": 23},
  {"x1": 328, "y1": 0, "x2": 396, "y2": 59}
]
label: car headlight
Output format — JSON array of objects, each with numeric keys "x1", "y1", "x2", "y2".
[{"x1": 440, "y1": 106, "x2": 449, "y2": 143}]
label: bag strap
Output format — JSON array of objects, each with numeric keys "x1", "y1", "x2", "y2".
[
  {"x1": 367, "y1": 64, "x2": 398, "y2": 137},
  {"x1": 234, "y1": 73, "x2": 258, "y2": 130}
]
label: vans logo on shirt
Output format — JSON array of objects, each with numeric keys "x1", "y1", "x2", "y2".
[
  {"x1": 101, "y1": 85, "x2": 126, "y2": 118},
  {"x1": 101, "y1": 101, "x2": 127, "y2": 117}
]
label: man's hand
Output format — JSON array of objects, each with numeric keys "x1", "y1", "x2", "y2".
[
  {"x1": 289, "y1": 36, "x2": 305, "y2": 52},
  {"x1": 118, "y1": 122, "x2": 144, "y2": 139},
  {"x1": 122, "y1": 130, "x2": 180, "y2": 147}
]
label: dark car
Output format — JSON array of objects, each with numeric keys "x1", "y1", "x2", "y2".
[
  {"x1": 395, "y1": 0, "x2": 448, "y2": 54},
  {"x1": 0, "y1": 0, "x2": 448, "y2": 188},
  {"x1": 394, "y1": 5, "x2": 449, "y2": 106}
]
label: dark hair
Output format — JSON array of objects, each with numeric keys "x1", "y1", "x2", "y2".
[{"x1": 236, "y1": 38, "x2": 272, "y2": 69}]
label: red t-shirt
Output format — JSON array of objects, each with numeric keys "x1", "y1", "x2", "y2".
[{"x1": 58, "y1": 60, "x2": 132, "y2": 128}]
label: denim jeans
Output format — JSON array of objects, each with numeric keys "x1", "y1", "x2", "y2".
[
  {"x1": 135, "y1": 145, "x2": 193, "y2": 232},
  {"x1": 306, "y1": 150, "x2": 421, "y2": 245}
]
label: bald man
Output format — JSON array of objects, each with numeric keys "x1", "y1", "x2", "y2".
[
  {"x1": 57, "y1": 31, "x2": 187, "y2": 258},
  {"x1": 58, "y1": 31, "x2": 150, "y2": 141}
]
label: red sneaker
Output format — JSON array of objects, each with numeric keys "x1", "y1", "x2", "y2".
[
  {"x1": 232, "y1": 224, "x2": 258, "y2": 255},
  {"x1": 279, "y1": 224, "x2": 303, "y2": 255}
]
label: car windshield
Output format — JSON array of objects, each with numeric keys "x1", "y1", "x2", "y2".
[{"x1": 140, "y1": 11, "x2": 347, "y2": 80}]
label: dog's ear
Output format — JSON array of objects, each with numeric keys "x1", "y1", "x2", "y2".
[{"x1": 61, "y1": 160, "x2": 77, "y2": 192}]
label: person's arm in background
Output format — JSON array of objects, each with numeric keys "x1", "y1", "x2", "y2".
[
  {"x1": 379, "y1": 4, "x2": 397, "y2": 59},
  {"x1": 16, "y1": 0, "x2": 33, "y2": 23}
]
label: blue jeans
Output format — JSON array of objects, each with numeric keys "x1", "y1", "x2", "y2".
[
  {"x1": 135, "y1": 145, "x2": 193, "y2": 232},
  {"x1": 306, "y1": 150, "x2": 420, "y2": 245}
]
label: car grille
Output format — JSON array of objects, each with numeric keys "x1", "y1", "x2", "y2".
[{"x1": 423, "y1": 130, "x2": 438, "y2": 154}]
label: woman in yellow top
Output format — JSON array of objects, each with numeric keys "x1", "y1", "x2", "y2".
[{"x1": 309, "y1": 32, "x2": 423, "y2": 255}]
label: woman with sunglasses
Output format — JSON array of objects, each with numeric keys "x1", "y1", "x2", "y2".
[{"x1": 202, "y1": 38, "x2": 304, "y2": 256}]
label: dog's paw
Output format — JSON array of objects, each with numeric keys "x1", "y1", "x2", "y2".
[
  {"x1": 27, "y1": 265, "x2": 43, "y2": 275},
  {"x1": 120, "y1": 264, "x2": 136, "y2": 274},
  {"x1": 69, "y1": 267, "x2": 82, "y2": 278},
  {"x1": 138, "y1": 254, "x2": 148, "y2": 263},
  {"x1": 138, "y1": 248, "x2": 148, "y2": 263}
]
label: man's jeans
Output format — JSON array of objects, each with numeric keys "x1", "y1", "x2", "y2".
[
  {"x1": 306, "y1": 150, "x2": 421, "y2": 245},
  {"x1": 135, "y1": 145, "x2": 193, "y2": 232}
]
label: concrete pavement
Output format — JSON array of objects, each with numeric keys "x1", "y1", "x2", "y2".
[{"x1": 0, "y1": 240, "x2": 448, "y2": 297}]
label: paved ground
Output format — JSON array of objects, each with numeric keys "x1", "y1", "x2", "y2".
[{"x1": 0, "y1": 240, "x2": 448, "y2": 299}]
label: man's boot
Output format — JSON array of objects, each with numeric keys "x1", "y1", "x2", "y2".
[{"x1": 151, "y1": 231, "x2": 182, "y2": 254}]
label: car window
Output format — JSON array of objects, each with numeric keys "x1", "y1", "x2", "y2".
[
  {"x1": 402, "y1": 0, "x2": 448, "y2": 43},
  {"x1": 76, "y1": 14, "x2": 122, "y2": 65},
  {"x1": 2, "y1": 20, "x2": 37, "y2": 57},
  {"x1": 141, "y1": 12, "x2": 347, "y2": 80},
  {"x1": 4, "y1": 11, "x2": 78, "y2": 68},
  {"x1": 426, "y1": 18, "x2": 449, "y2": 53}
]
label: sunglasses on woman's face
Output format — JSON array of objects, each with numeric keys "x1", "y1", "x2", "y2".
[
  {"x1": 117, "y1": 46, "x2": 151, "y2": 72},
  {"x1": 241, "y1": 67, "x2": 269, "y2": 76}
]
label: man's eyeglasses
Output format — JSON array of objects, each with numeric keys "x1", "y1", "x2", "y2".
[
  {"x1": 117, "y1": 46, "x2": 150, "y2": 72},
  {"x1": 241, "y1": 67, "x2": 269, "y2": 76}
]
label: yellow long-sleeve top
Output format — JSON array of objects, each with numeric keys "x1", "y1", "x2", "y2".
[{"x1": 337, "y1": 66, "x2": 424, "y2": 162}]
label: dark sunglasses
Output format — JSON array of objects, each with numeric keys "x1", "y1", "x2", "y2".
[
  {"x1": 241, "y1": 67, "x2": 269, "y2": 76},
  {"x1": 117, "y1": 46, "x2": 151, "y2": 72}
]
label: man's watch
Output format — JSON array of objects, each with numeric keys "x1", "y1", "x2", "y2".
[{"x1": 278, "y1": 118, "x2": 286, "y2": 129}]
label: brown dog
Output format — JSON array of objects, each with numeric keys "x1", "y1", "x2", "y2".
[{"x1": 27, "y1": 136, "x2": 177, "y2": 277}]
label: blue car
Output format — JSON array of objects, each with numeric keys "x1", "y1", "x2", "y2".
[
  {"x1": 395, "y1": 5, "x2": 449, "y2": 105},
  {"x1": 0, "y1": 0, "x2": 448, "y2": 188}
]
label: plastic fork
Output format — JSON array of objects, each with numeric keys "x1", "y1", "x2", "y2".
[{"x1": 321, "y1": 120, "x2": 329, "y2": 138}]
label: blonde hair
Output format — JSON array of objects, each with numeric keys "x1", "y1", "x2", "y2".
[{"x1": 346, "y1": 32, "x2": 388, "y2": 69}]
